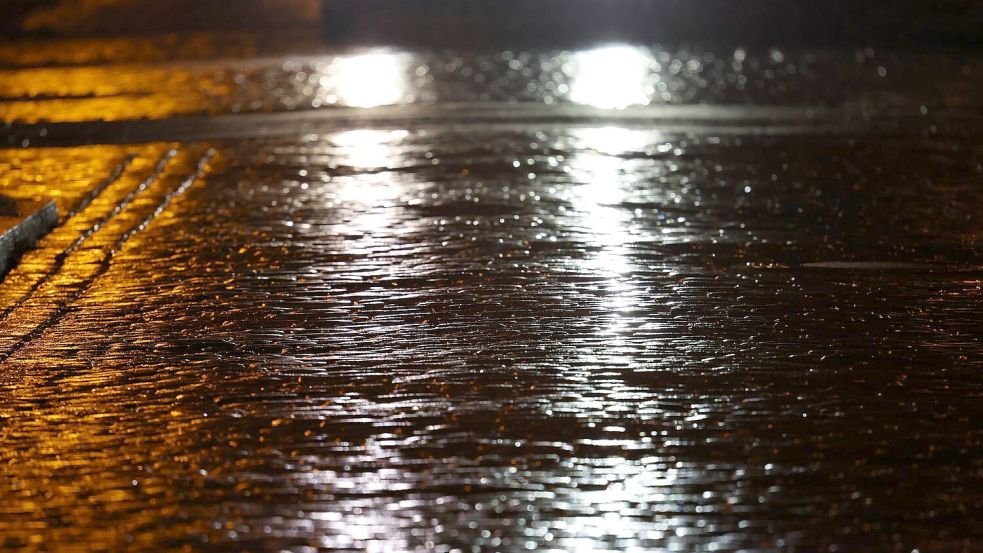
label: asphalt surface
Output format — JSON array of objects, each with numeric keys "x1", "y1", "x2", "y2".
[{"x1": 0, "y1": 33, "x2": 982, "y2": 553}]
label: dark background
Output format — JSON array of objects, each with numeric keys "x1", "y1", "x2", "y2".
[{"x1": 3, "y1": 0, "x2": 982, "y2": 48}]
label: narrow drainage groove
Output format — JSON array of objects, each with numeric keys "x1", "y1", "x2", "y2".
[
  {"x1": 0, "y1": 150, "x2": 177, "y2": 325},
  {"x1": 63, "y1": 153, "x2": 137, "y2": 222},
  {"x1": 0, "y1": 149, "x2": 214, "y2": 364}
]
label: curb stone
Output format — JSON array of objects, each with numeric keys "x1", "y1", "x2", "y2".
[{"x1": 0, "y1": 195, "x2": 57, "y2": 278}]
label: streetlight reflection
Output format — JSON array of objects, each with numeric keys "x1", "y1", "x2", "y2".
[
  {"x1": 569, "y1": 126, "x2": 651, "y2": 278},
  {"x1": 331, "y1": 128, "x2": 409, "y2": 169},
  {"x1": 327, "y1": 129, "x2": 409, "y2": 240}
]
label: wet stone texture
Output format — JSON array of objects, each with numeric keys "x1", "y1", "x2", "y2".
[{"x1": 0, "y1": 38, "x2": 982, "y2": 553}]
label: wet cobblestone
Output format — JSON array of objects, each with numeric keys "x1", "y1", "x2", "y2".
[{"x1": 0, "y1": 32, "x2": 982, "y2": 553}]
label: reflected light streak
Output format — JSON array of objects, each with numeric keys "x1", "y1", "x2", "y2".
[
  {"x1": 320, "y1": 51, "x2": 410, "y2": 108},
  {"x1": 569, "y1": 45, "x2": 654, "y2": 109},
  {"x1": 569, "y1": 127, "x2": 652, "y2": 347},
  {"x1": 331, "y1": 129, "x2": 409, "y2": 169},
  {"x1": 575, "y1": 126, "x2": 653, "y2": 157},
  {"x1": 564, "y1": 467, "x2": 680, "y2": 552},
  {"x1": 326, "y1": 130, "x2": 408, "y2": 242},
  {"x1": 570, "y1": 127, "x2": 651, "y2": 262}
]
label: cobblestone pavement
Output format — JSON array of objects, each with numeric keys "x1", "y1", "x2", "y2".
[{"x1": 0, "y1": 32, "x2": 981, "y2": 553}]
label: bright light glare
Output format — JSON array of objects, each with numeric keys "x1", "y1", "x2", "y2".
[
  {"x1": 322, "y1": 51, "x2": 410, "y2": 108},
  {"x1": 569, "y1": 45, "x2": 654, "y2": 109}
]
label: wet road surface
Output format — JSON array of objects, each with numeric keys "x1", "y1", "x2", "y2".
[{"x1": 1, "y1": 35, "x2": 982, "y2": 552}]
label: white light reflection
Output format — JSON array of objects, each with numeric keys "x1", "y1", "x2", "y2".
[
  {"x1": 562, "y1": 466, "x2": 680, "y2": 552},
  {"x1": 569, "y1": 45, "x2": 654, "y2": 109},
  {"x1": 538, "y1": 127, "x2": 654, "y2": 472},
  {"x1": 327, "y1": 129, "x2": 409, "y2": 240},
  {"x1": 569, "y1": 127, "x2": 652, "y2": 284},
  {"x1": 557, "y1": 127, "x2": 720, "y2": 552},
  {"x1": 319, "y1": 51, "x2": 411, "y2": 108},
  {"x1": 332, "y1": 128, "x2": 409, "y2": 169},
  {"x1": 288, "y1": 428, "x2": 435, "y2": 552},
  {"x1": 285, "y1": 398, "x2": 459, "y2": 551}
]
